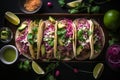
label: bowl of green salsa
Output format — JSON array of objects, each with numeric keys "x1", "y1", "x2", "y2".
[
  {"x1": 0, "y1": 27, "x2": 13, "y2": 43},
  {"x1": 0, "y1": 45, "x2": 18, "y2": 65}
]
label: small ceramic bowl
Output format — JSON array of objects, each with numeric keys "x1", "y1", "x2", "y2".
[
  {"x1": 0, "y1": 27, "x2": 13, "y2": 43},
  {"x1": 0, "y1": 45, "x2": 18, "y2": 65},
  {"x1": 19, "y1": 0, "x2": 43, "y2": 14}
]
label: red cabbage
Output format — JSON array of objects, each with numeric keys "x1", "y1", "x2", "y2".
[
  {"x1": 106, "y1": 44, "x2": 120, "y2": 71},
  {"x1": 43, "y1": 23, "x2": 54, "y2": 51}
]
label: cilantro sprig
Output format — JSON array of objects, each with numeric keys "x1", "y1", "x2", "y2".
[{"x1": 58, "y1": 0, "x2": 111, "y2": 14}]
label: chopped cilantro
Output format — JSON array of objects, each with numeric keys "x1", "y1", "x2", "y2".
[
  {"x1": 27, "y1": 33, "x2": 34, "y2": 44},
  {"x1": 32, "y1": 27, "x2": 38, "y2": 33}
]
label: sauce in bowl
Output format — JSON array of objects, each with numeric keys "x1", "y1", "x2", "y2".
[
  {"x1": 3, "y1": 48, "x2": 16, "y2": 62},
  {"x1": 0, "y1": 45, "x2": 18, "y2": 65}
]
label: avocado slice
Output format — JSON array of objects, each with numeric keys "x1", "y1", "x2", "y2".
[
  {"x1": 58, "y1": 22, "x2": 65, "y2": 29},
  {"x1": 76, "y1": 46, "x2": 83, "y2": 56},
  {"x1": 41, "y1": 44, "x2": 46, "y2": 56},
  {"x1": 1, "y1": 35, "x2": 8, "y2": 40},
  {"x1": 18, "y1": 23, "x2": 27, "y2": 31},
  {"x1": 0, "y1": 30, "x2": 9, "y2": 40},
  {"x1": 49, "y1": 16, "x2": 55, "y2": 23},
  {"x1": 1, "y1": 30, "x2": 8, "y2": 35},
  {"x1": 58, "y1": 38, "x2": 64, "y2": 46}
]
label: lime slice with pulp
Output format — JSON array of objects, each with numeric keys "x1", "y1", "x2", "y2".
[
  {"x1": 5, "y1": 11, "x2": 20, "y2": 25},
  {"x1": 93, "y1": 63, "x2": 104, "y2": 79},
  {"x1": 32, "y1": 61, "x2": 45, "y2": 74}
]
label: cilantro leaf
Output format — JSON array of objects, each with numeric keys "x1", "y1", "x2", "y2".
[
  {"x1": 27, "y1": 33, "x2": 34, "y2": 44},
  {"x1": 109, "y1": 38, "x2": 118, "y2": 46},
  {"x1": 58, "y1": 0, "x2": 65, "y2": 7},
  {"x1": 46, "y1": 74, "x2": 56, "y2": 80}
]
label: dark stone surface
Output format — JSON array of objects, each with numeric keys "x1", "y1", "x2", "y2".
[{"x1": 0, "y1": 0, "x2": 120, "y2": 80}]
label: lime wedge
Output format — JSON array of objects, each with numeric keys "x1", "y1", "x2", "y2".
[
  {"x1": 32, "y1": 61, "x2": 45, "y2": 74},
  {"x1": 67, "y1": 0, "x2": 82, "y2": 8},
  {"x1": 93, "y1": 63, "x2": 104, "y2": 79},
  {"x1": 5, "y1": 11, "x2": 20, "y2": 25}
]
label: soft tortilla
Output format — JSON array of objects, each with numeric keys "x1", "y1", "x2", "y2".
[
  {"x1": 56, "y1": 20, "x2": 75, "y2": 60},
  {"x1": 88, "y1": 20, "x2": 94, "y2": 60},
  {"x1": 40, "y1": 20, "x2": 56, "y2": 60},
  {"x1": 27, "y1": 21, "x2": 35, "y2": 59},
  {"x1": 54, "y1": 21, "x2": 59, "y2": 59},
  {"x1": 15, "y1": 21, "x2": 32, "y2": 59},
  {"x1": 37, "y1": 20, "x2": 45, "y2": 59},
  {"x1": 89, "y1": 19, "x2": 105, "y2": 59},
  {"x1": 74, "y1": 19, "x2": 91, "y2": 60}
]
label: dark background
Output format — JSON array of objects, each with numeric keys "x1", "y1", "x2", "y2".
[{"x1": 0, "y1": 0, "x2": 120, "y2": 80}]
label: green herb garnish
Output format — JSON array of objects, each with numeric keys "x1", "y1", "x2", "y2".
[
  {"x1": 18, "y1": 60, "x2": 31, "y2": 71},
  {"x1": 77, "y1": 30, "x2": 85, "y2": 41},
  {"x1": 59, "y1": 0, "x2": 110, "y2": 14},
  {"x1": 32, "y1": 27, "x2": 38, "y2": 33},
  {"x1": 88, "y1": 30, "x2": 93, "y2": 36},
  {"x1": 27, "y1": 33, "x2": 34, "y2": 44},
  {"x1": 58, "y1": 0, "x2": 65, "y2": 7},
  {"x1": 57, "y1": 29, "x2": 66, "y2": 36}
]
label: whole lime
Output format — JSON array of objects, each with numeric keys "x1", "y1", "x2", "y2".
[{"x1": 103, "y1": 10, "x2": 120, "y2": 30}]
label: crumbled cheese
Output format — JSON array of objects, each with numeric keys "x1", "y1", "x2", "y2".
[{"x1": 86, "y1": 39, "x2": 89, "y2": 43}]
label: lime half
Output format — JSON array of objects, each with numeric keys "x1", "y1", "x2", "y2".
[
  {"x1": 32, "y1": 61, "x2": 45, "y2": 74},
  {"x1": 93, "y1": 63, "x2": 104, "y2": 79},
  {"x1": 5, "y1": 11, "x2": 20, "y2": 25},
  {"x1": 67, "y1": 0, "x2": 82, "y2": 7}
]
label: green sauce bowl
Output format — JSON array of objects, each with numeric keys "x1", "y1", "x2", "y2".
[
  {"x1": 0, "y1": 27, "x2": 13, "y2": 44},
  {"x1": 0, "y1": 45, "x2": 18, "y2": 65}
]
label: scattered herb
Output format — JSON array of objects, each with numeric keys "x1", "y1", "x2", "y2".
[
  {"x1": 58, "y1": 0, "x2": 65, "y2": 7},
  {"x1": 68, "y1": 9, "x2": 79, "y2": 14},
  {"x1": 58, "y1": 0, "x2": 111, "y2": 14},
  {"x1": 46, "y1": 74, "x2": 56, "y2": 80},
  {"x1": 90, "y1": 6, "x2": 100, "y2": 13},
  {"x1": 108, "y1": 33, "x2": 119, "y2": 46},
  {"x1": 68, "y1": 0, "x2": 101, "y2": 14},
  {"x1": 36, "y1": 62, "x2": 59, "y2": 80},
  {"x1": 18, "y1": 60, "x2": 31, "y2": 71},
  {"x1": 45, "y1": 62, "x2": 59, "y2": 73}
]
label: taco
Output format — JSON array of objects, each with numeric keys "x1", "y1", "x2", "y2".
[
  {"x1": 89, "y1": 19, "x2": 105, "y2": 59},
  {"x1": 15, "y1": 20, "x2": 44, "y2": 59},
  {"x1": 74, "y1": 18, "x2": 105, "y2": 60},
  {"x1": 74, "y1": 18, "x2": 94, "y2": 60},
  {"x1": 55, "y1": 18, "x2": 75, "y2": 60},
  {"x1": 39, "y1": 18, "x2": 57, "y2": 60},
  {"x1": 15, "y1": 20, "x2": 32, "y2": 59}
]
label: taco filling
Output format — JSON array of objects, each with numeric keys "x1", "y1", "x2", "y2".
[
  {"x1": 40, "y1": 20, "x2": 55, "y2": 59},
  {"x1": 74, "y1": 18, "x2": 93, "y2": 60},
  {"x1": 27, "y1": 20, "x2": 40, "y2": 59},
  {"x1": 89, "y1": 19, "x2": 105, "y2": 59},
  {"x1": 57, "y1": 19, "x2": 74, "y2": 60},
  {"x1": 15, "y1": 20, "x2": 30, "y2": 56}
]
